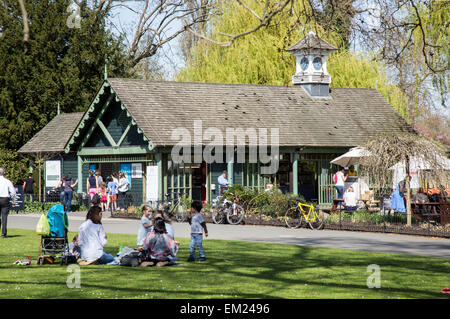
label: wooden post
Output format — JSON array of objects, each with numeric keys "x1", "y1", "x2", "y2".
[
  {"x1": 77, "y1": 155, "x2": 83, "y2": 193},
  {"x1": 293, "y1": 153, "x2": 298, "y2": 195},
  {"x1": 227, "y1": 157, "x2": 234, "y2": 187},
  {"x1": 157, "y1": 153, "x2": 163, "y2": 201}
]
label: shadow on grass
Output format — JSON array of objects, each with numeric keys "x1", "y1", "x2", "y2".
[{"x1": 2, "y1": 230, "x2": 449, "y2": 298}]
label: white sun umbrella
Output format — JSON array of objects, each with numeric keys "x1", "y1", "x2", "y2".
[
  {"x1": 389, "y1": 155, "x2": 450, "y2": 188},
  {"x1": 330, "y1": 147, "x2": 372, "y2": 167},
  {"x1": 389, "y1": 155, "x2": 450, "y2": 171}
]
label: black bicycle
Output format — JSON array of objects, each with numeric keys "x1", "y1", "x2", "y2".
[
  {"x1": 212, "y1": 192, "x2": 245, "y2": 225},
  {"x1": 159, "y1": 192, "x2": 188, "y2": 222}
]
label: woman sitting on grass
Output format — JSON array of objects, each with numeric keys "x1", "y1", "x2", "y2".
[
  {"x1": 78, "y1": 206, "x2": 115, "y2": 265},
  {"x1": 142, "y1": 217, "x2": 178, "y2": 267},
  {"x1": 152, "y1": 210, "x2": 175, "y2": 240}
]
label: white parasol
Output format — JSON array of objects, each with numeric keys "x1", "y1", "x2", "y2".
[{"x1": 330, "y1": 147, "x2": 372, "y2": 168}]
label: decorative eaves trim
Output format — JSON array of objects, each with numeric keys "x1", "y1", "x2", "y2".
[
  {"x1": 64, "y1": 79, "x2": 154, "y2": 153},
  {"x1": 64, "y1": 81, "x2": 110, "y2": 153}
]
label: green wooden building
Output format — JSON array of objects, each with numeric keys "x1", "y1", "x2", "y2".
[{"x1": 18, "y1": 32, "x2": 411, "y2": 206}]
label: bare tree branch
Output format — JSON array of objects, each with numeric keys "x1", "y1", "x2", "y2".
[{"x1": 17, "y1": 0, "x2": 30, "y2": 50}]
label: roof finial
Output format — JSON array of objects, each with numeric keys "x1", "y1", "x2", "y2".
[
  {"x1": 104, "y1": 63, "x2": 108, "y2": 80},
  {"x1": 57, "y1": 102, "x2": 60, "y2": 115}
]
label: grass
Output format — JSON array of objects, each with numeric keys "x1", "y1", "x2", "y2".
[{"x1": 0, "y1": 228, "x2": 449, "y2": 299}]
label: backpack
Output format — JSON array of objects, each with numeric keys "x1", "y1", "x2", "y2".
[
  {"x1": 120, "y1": 250, "x2": 144, "y2": 267},
  {"x1": 332, "y1": 173, "x2": 338, "y2": 184},
  {"x1": 91, "y1": 193, "x2": 100, "y2": 205}
]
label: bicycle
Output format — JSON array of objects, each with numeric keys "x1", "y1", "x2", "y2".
[
  {"x1": 159, "y1": 192, "x2": 188, "y2": 223},
  {"x1": 212, "y1": 192, "x2": 245, "y2": 225},
  {"x1": 285, "y1": 201, "x2": 324, "y2": 230},
  {"x1": 211, "y1": 196, "x2": 226, "y2": 224}
]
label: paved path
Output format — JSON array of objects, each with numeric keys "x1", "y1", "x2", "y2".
[{"x1": 7, "y1": 213, "x2": 450, "y2": 259}]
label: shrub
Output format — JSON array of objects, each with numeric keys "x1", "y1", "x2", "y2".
[{"x1": 220, "y1": 185, "x2": 305, "y2": 217}]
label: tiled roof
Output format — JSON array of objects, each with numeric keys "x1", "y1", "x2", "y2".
[
  {"x1": 18, "y1": 112, "x2": 84, "y2": 153},
  {"x1": 107, "y1": 78, "x2": 411, "y2": 147},
  {"x1": 19, "y1": 78, "x2": 412, "y2": 152},
  {"x1": 286, "y1": 32, "x2": 337, "y2": 52}
]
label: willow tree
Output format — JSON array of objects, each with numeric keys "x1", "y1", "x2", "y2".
[
  {"x1": 360, "y1": 133, "x2": 449, "y2": 226},
  {"x1": 177, "y1": 0, "x2": 408, "y2": 118}
]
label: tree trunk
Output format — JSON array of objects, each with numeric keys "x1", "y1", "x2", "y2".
[
  {"x1": 18, "y1": 0, "x2": 30, "y2": 51},
  {"x1": 406, "y1": 157, "x2": 412, "y2": 226},
  {"x1": 38, "y1": 159, "x2": 42, "y2": 202}
]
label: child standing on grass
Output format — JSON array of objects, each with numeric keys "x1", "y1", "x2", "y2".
[
  {"x1": 137, "y1": 205, "x2": 152, "y2": 246},
  {"x1": 187, "y1": 200, "x2": 208, "y2": 262}
]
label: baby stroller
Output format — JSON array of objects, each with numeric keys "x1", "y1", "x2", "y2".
[{"x1": 37, "y1": 204, "x2": 70, "y2": 265}]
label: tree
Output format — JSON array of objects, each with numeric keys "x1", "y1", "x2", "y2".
[
  {"x1": 177, "y1": 0, "x2": 408, "y2": 116},
  {"x1": 354, "y1": 0, "x2": 449, "y2": 123},
  {"x1": 360, "y1": 133, "x2": 449, "y2": 226},
  {"x1": 0, "y1": 149, "x2": 29, "y2": 185},
  {"x1": 0, "y1": 0, "x2": 131, "y2": 151}
]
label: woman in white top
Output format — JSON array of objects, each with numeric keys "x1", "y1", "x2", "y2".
[
  {"x1": 117, "y1": 172, "x2": 129, "y2": 210},
  {"x1": 343, "y1": 187, "x2": 357, "y2": 211},
  {"x1": 334, "y1": 167, "x2": 347, "y2": 199},
  {"x1": 78, "y1": 206, "x2": 115, "y2": 264}
]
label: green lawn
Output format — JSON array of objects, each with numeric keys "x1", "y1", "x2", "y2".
[{"x1": 0, "y1": 228, "x2": 449, "y2": 299}]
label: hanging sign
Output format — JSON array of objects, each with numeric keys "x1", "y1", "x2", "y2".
[
  {"x1": 132, "y1": 163, "x2": 143, "y2": 178},
  {"x1": 45, "y1": 160, "x2": 61, "y2": 187}
]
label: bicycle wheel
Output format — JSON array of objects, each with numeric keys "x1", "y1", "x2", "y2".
[
  {"x1": 307, "y1": 208, "x2": 324, "y2": 230},
  {"x1": 285, "y1": 206, "x2": 302, "y2": 228},
  {"x1": 212, "y1": 207, "x2": 226, "y2": 224},
  {"x1": 175, "y1": 202, "x2": 188, "y2": 222},
  {"x1": 226, "y1": 204, "x2": 245, "y2": 225}
]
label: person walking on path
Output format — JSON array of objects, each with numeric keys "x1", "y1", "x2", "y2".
[
  {"x1": 95, "y1": 171, "x2": 103, "y2": 186},
  {"x1": 56, "y1": 173, "x2": 78, "y2": 213},
  {"x1": 187, "y1": 200, "x2": 208, "y2": 262},
  {"x1": 87, "y1": 170, "x2": 98, "y2": 201},
  {"x1": 106, "y1": 177, "x2": 118, "y2": 212},
  {"x1": 117, "y1": 172, "x2": 129, "y2": 210},
  {"x1": 22, "y1": 173, "x2": 35, "y2": 202},
  {"x1": 0, "y1": 167, "x2": 16, "y2": 238}
]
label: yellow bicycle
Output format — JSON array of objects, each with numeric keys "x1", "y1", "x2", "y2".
[{"x1": 285, "y1": 201, "x2": 324, "y2": 230}]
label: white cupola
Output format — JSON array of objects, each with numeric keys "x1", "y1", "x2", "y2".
[{"x1": 286, "y1": 31, "x2": 337, "y2": 98}]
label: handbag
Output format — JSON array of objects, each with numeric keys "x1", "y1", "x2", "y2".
[{"x1": 36, "y1": 214, "x2": 50, "y2": 236}]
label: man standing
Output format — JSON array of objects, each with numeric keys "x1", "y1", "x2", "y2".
[
  {"x1": 0, "y1": 167, "x2": 16, "y2": 238},
  {"x1": 217, "y1": 170, "x2": 229, "y2": 196},
  {"x1": 23, "y1": 173, "x2": 35, "y2": 202}
]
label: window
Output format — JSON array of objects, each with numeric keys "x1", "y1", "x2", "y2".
[
  {"x1": 300, "y1": 57, "x2": 309, "y2": 71},
  {"x1": 313, "y1": 57, "x2": 322, "y2": 70}
]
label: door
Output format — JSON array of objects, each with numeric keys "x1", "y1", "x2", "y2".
[
  {"x1": 146, "y1": 164, "x2": 159, "y2": 203},
  {"x1": 298, "y1": 160, "x2": 318, "y2": 201}
]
